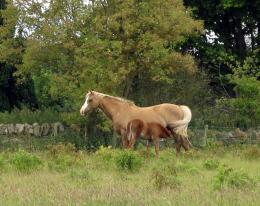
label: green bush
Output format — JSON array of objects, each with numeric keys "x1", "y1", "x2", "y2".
[
  {"x1": 115, "y1": 150, "x2": 142, "y2": 171},
  {"x1": 0, "y1": 107, "x2": 62, "y2": 124},
  {"x1": 213, "y1": 165, "x2": 255, "y2": 190},
  {"x1": 95, "y1": 145, "x2": 116, "y2": 162},
  {"x1": 11, "y1": 150, "x2": 42, "y2": 173},
  {"x1": 203, "y1": 159, "x2": 220, "y2": 170}
]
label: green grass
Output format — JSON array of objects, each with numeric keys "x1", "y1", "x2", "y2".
[{"x1": 0, "y1": 145, "x2": 259, "y2": 206}]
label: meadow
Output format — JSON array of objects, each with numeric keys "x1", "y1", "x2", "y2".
[{"x1": 0, "y1": 139, "x2": 259, "y2": 206}]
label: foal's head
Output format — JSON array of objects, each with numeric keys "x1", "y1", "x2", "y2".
[{"x1": 80, "y1": 91, "x2": 101, "y2": 116}]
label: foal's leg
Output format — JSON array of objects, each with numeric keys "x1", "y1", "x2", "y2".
[{"x1": 120, "y1": 128, "x2": 129, "y2": 148}]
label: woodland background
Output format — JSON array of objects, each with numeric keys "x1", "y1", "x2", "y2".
[{"x1": 0, "y1": 0, "x2": 259, "y2": 143}]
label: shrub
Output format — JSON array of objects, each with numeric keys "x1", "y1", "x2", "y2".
[
  {"x1": 11, "y1": 150, "x2": 42, "y2": 173},
  {"x1": 203, "y1": 159, "x2": 220, "y2": 170},
  {"x1": 47, "y1": 143, "x2": 76, "y2": 157},
  {"x1": 95, "y1": 145, "x2": 116, "y2": 162},
  {"x1": 151, "y1": 170, "x2": 180, "y2": 190},
  {"x1": 47, "y1": 143, "x2": 85, "y2": 172},
  {"x1": 115, "y1": 150, "x2": 142, "y2": 171},
  {"x1": 213, "y1": 165, "x2": 255, "y2": 190},
  {"x1": 48, "y1": 153, "x2": 84, "y2": 172}
]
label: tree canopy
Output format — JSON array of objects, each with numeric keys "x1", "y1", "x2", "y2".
[{"x1": 0, "y1": 0, "x2": 259, "y2": 127}]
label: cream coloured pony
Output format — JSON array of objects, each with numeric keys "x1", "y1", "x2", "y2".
[{"x1": 80, "y1": 91, "x2": 192, "y2": 154}]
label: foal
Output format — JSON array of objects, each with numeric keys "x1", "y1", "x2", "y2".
[{"x1": 126, "y1": 119, "x2": 171, "y2": 158}]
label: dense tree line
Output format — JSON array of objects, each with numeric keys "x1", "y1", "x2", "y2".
[{"x1": 0, "y1": 0, "x2": 259, "y2": 128}]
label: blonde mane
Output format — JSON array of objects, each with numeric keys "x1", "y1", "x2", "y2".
[{"x1": 94, "y1": 91, "x2": 135, "y2": 106}]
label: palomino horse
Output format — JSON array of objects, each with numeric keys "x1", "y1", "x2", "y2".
[
  {"x1": 80, "y1": 91, "x2": 192, "y2": 155},
  {"x1": 127, "y1": 119, "x2": 172, "y2": 158}
]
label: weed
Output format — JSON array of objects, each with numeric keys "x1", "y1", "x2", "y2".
[
  {"x1": 176, "y1": 160, "x2": 199, "y2": 174},
  {"x1": 95, "y1": 145, "x2": 116, "y2": 162},
  {"x1": 151, "y1": 170, "x2": 180, "y2": 190},
  {"x1": 213, "y1": 165, "x2": 255, "y2": 190},
  {"x1": 48, "y1": 153, "x2": 84, "y2": 172},
  {"x1": 68, "y1": 169, "x2": 91, "y2": 181},
  {"x1": 47, "y1": 143, "x2": 76, "y2": 157},
  {"x1": 115, "y1": 150, "x2": 142, "y2": 171},
  {"x1": 11, "y1": 150, "x2": 42, "y2": 173},
  {"x1": 203, "y1": 159, "x2": 220, "y2": 170}
]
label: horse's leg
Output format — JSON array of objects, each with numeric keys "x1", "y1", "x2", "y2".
[
  {"x1": 153, "y1": 137, "x2": 160, "y2": 159},
  {"x1": 181, "y1": 136, "x2": 190, "y2": 151},
  {"x1": 146, "y1": 140, "x2": 150, "y2": 158},
  {"x1": 175, "y1": 134, "x2": 182, "y2": 157},
  {"x1": 168, "y1": 129, "x2": 181, "y2": 157},
  {"x1": 120, "y1": 128, "x2": 129, "y2": 149}
]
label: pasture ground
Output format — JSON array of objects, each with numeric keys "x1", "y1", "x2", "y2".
[{"x1": 0, "y1": 139, "x2": 259, "y2": 206}]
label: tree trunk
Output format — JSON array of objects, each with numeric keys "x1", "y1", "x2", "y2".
[{"x1": 234, "y1": 18, "x2": 247, "y2": 60}]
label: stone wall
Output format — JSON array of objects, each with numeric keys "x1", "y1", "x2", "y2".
[
  {"x1": 189, "y1": 126, "x2": 260, "y2": 146},
  {"x1": 0, "y1": 122, "x2": 65, "y2": 137}
]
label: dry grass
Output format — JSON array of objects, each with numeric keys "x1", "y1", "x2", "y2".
[{"x1": 0, "y1": 146, "x2": 259, "y2": 206}]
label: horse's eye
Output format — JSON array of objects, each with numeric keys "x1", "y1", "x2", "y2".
[{"x1": 88, "y1": 99, "x2": 93, "y2": 102}]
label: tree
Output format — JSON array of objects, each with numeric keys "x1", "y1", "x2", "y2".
[
  {"x1": 77, "y1": 0, "x2": 203, "y2": 99},
  {"x1": 0, "y1": 0, "x2": 37, "y2": 111}
]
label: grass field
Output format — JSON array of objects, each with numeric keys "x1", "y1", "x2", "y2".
[{"x1": 0, "y1": 142, "x2": 259, "y2": 206}]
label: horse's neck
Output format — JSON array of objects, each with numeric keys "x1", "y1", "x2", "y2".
[{"x1": 98, "y1": 97, "x2": 127, "y2": 121}]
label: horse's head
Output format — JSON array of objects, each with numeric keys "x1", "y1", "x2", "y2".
[{"x1": 80, "y1": 91, "x2": 100, "y2": 116}]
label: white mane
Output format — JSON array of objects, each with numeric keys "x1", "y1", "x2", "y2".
[{"x1": 93, "y1": 91, "x2": 135, "y2": 106}]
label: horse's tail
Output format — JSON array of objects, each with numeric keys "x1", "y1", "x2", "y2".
[{"x1": 169, "y1": 105, "x2": 192, "y2": 137}]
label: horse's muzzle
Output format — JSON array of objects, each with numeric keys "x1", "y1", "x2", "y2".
[{"x1": 80, "y1": 108, "x2": 87, "y2": 116}]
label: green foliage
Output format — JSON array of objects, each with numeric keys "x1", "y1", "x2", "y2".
[
  {"x1": 115, "y1": 150, "x2": 142, "y2": 171},
  {"x1": 213, "y1": 165, "x2": 255, "y2": 190},
  {"x1": 203, "y1": 159, "x2": 220, "y2": 170},
  {"x1": 11, "y1": 150, "x2": 42, "y2": 172},
  {"x1": 0, "y1": 107, "x2": 62, "y2": 124},
  {"x1": 95, "y1": 145, "x2": 116, "y2": 162},
  {"x1": 216, "y1": 77, "x2": 260, "y2": 127}
]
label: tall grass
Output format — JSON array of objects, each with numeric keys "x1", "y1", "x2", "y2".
[{"x1": 0, "y1": 145, "x2": 259, "y2": 205}]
